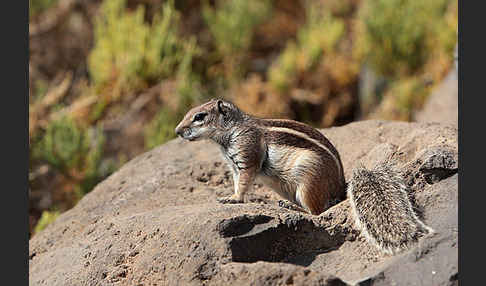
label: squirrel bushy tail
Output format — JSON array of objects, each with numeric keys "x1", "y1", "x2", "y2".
[{"x1": 347, "y1": 162, "x2": 434, "y2": 255}]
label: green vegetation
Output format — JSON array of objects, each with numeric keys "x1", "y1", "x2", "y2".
[
  {"x1": 76, "y1": 126, "x2": 117, "y2": 196},
  {"x1": 88, "y1": 0, "x2": 190, "y2": 96},
  {"x1": 144, "y1": 37, "x2": 203, "y2": 149},
  {"x1": 33, "y1": 116, "x2": 88, "y2": 170},
  {"x1": 376, "y1": 77, "x2": 431, "y2": 121},
  {"x1": 144, "y1": 107, "x2": 179, "y2": 150},
  {"x1": 391, "y1": 77, "x2": 430, "y2": 119},
  {"x1": 359, "y1": 0, "x2": 457, "y2": 78},
  {"x1": 269, "y1": 3, "x2": 346, "y2": 92},
  {"x1": 88, "y1": 0, "x2": 205, "y2": 149},
  {"x1": 29, "y1": 0, "x2": 457, "y2": 235},
  {"x1": 358, "y1": 0, "x2": 457, "y2": 119},
  {"x1": 31, "y1": 79, "x2": 49, "y2": 104},
  {"x1": 33, "y1": 210, "x2": 60, "y2": 234},
  {"x1": 174, "y1": 37, "x2": 204, "y2": 116},
  {"x1": 32, "y1": 116, "x2": 113, "y2": 196},
  {"x1": 203, "y1": 0, "x2": 272, "y2": 81},
  {"x1": 29, "y1": 0, "x2": 58, "y2": 18}
]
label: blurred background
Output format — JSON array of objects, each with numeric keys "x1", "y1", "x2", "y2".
[{"x1": 29, "y1": 0, "x2": 458, "y2": 236}]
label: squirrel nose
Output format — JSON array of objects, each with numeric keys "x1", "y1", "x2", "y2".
[
  {"x1": 175, "y1": 127, "x2": 183, "y2": 136},
  {"x1": 175, "y1": 124, "x2": 186, "y2": 137}
]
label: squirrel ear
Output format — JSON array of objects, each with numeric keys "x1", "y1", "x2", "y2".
[{"x1": 217, "y1": 99, "x2": 228, "y2": 115}]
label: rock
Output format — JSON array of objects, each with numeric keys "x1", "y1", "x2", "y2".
[{"x1": 29, "y1": 120, "x2": 458, "y2": 285}]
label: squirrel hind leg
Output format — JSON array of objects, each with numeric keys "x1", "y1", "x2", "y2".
[
  {"x1": 348, "y1": 164, "x2": 434, "y2": 255},
  {"x1": 296, "y1": 181, "x2": 329, "y2": 215}
]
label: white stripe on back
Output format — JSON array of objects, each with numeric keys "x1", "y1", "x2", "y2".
[{"x1": 266, "y1": 126, "x2": 342, "y2": 177}]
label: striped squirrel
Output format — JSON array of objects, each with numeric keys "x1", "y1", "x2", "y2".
[{"x1": 175, "y1": 99, "x2": 433, "y2": 254}]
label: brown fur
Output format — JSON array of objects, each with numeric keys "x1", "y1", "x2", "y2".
[
  {"x1": 175, "y1": 99, "x2": 345, "y2": 215},
  {"x1": 176, "y1": 99, "x2": 433, "y2": 254},
  {"x1": 348, "y1": 163, "x2": 434, "y2": 254}
]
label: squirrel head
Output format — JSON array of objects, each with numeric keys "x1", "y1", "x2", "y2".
[{"x1": 175, "y1": 99, "x2": 243, "y2": 141}]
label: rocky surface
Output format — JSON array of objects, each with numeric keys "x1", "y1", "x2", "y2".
[{"x1": 29, "y1": 120, "x2": 458, "y2": 286}]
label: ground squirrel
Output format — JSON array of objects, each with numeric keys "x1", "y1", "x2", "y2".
[{"x1": 175, "y1": 99, "x2": 433, "y2": 254}]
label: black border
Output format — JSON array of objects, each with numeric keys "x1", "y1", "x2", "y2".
[
  {"x1": 19, "y1": 0, "x2": 465, "y2": 284},
  {"x1": 457, "y1": 0, "x2": 462, "y2": 281},
  {"x1": 458, "y1": 1, "x2": 463, "y2": 284},
  {"x1": 459, "y1": 0, "x2": 477, "y2": 285},
  {"x1": 3, "y1": 0, "x2": 29, "y2": 284}
]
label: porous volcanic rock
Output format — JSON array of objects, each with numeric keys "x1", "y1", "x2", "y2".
[{"x1": 29, "y1": 120, "x2": 458, "y2": 285}]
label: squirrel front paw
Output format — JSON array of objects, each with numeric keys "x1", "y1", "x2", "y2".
[{"x1": 217, "y1": 195, "x2": 243, "y2": 204}]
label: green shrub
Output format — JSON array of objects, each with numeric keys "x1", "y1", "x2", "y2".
[
  {"x1": 29, "y1": 0, "x2": 58, "y2": 18},
  {"x1": 88, "y1": 0, "x2": 189, "y2": 95},
  {"x1": 34, "y1": 210, "x2": 60, "y2": 234},
  {"x1": 175, "y1": 37, "x2": 203, "y2": 110},
  {"x1": 268, "y1": 3, "x2": 345, "y2": 91},
  {"x1": 391, "y1": 77, "x2": 429, "y2": 119},
  {"x1": 358, "y1": 0, "x2": 457, "y2": 120},
  {"x1": 33, "y1": 116, "x2": 88, "y2": 171},
  {"x1": 359, "y1": 0, "x2": 456, "y2": 78},
  {"x1": 77, "y1": 126, "x2": 116, "y2": 195},
  {"x1": 32, "y1": 116, "x2": 111, "y2": 195},
  {"x1": 203, "y1": 0, "x2": 272, "y2": 80},
  {"x1": 143, "y1": 38, "x2": 203, "y2": 150},
  {"x1": 296, "y1": 5, "x2": 345, "y2": 67},
  {"x1": 268, "y1": 42, "x2": 298, "y2": 92},
  {"x1": 31, "y1": 79, "x2": 49, "y2": 104},
  {"x1": 144, "y1": 107, "x2": 180, "y2": 150}
]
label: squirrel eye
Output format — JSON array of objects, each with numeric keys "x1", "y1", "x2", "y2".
[{"x1": 193, "y1": 113, "x2": 207, "y2": 122}]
